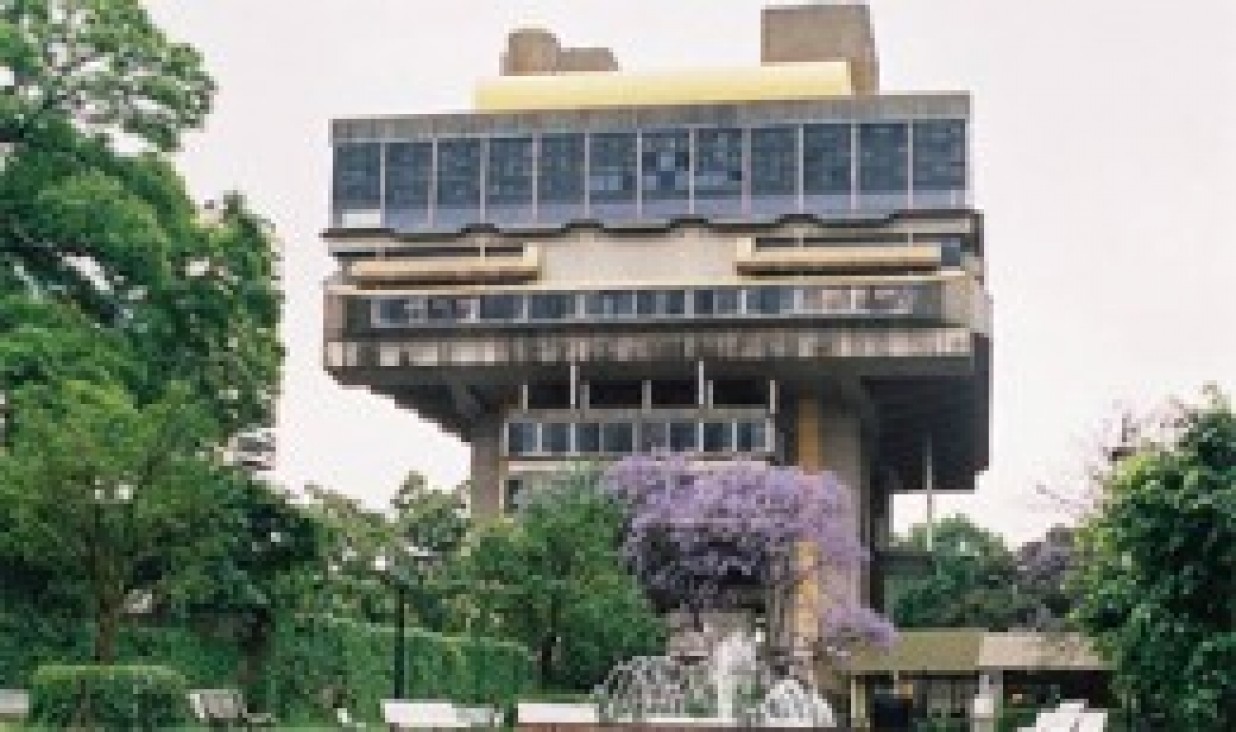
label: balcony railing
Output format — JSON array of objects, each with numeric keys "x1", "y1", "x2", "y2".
[{"x1": 504, "y1": 409, "x2": 775, "y2": 459}]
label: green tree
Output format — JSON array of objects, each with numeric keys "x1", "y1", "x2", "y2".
[
  {"x1": 1071, "y1": 388, "x2": 1236, "y2": 728},
  {"x1": 889, "y1": 515, "x2": 1031, "y2": 630},
  {"x1": 457, "y1": 469, "x2": 664, "y2": 691},
  {"x1": 1, "y1": 0, "x2": 214, "y2": 152},
  {"x1": 391, "y1": 471, "x2": 469, "y2": 559},
  {"x1": 0, "y1": 381, "x2": 222, "y2": 662},
  {"x1": 1, "y1": 1, "x2": 278, "y2": 438}
]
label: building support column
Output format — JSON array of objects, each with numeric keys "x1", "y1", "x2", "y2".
[{"x1": 470, "y1": 413, "x2": 504, "y2": 520}]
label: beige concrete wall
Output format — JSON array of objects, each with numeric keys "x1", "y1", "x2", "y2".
[
  {"x1": 539, "y1": 229, "x2": 739, "y2": 285},
  {"x1": 761, "y1": 4, "x2": 879, "y2": 94}
]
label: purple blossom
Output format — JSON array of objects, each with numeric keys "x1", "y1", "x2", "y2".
[{"x1": 603, "y1": 455, "x2": 895, "y2": 651}]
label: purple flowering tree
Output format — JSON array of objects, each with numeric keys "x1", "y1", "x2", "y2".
[{"x1": 602, "y1": 455, "x2": 894, "y2": 655}]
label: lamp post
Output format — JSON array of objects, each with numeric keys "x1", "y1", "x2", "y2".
[{"x1": 374, "y1": 545, "x2": 437, "y2": 700}]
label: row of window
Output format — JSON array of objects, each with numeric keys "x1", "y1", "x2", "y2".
[
  {"x1": 506, "y1": 419, "x2": 772, "y2": 457},
  {"x1": 332, "y1": 120, "x2": 966, "y2": 229},
  {"x1": 369, "y1": 283, "x2": 930, "y2": 328}
]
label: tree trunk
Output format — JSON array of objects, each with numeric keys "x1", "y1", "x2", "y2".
[{"x1": 95, "y1": 598, "x2": 122, "y2": 663}]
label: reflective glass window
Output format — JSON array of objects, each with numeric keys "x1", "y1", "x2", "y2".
[
  {"x1": 693, "y1": 288, "x2": 741, "y2": 316},
  {"x1": 486, "y1": 137, "x2": 533, "y2": 206},
  {"x1": 480, "y1": 294, "x2": 521, "y2": 321},
  {"x1": 702, "y1": 422, "x2": 732, "y2": 453},
  {"x1": 670, "y1": 422, "x2": 699, "y2": 452},
  {"x1": 585, "y1": 290, "x2": 636, "y2": 318},
  {"x1": 640, "y1": 421, "x2": 670, "y2": 452},
  {"x1": 589, "y1": 132, "x2": 637, "y2": 202},
  {"x1": 803, "y1": 124, "x2": 852, "y2": 195},
  {"x1": 859, "y1": 123, "x2": 909, "y2": 193},
  {"x1": 637, "y1": 290, "x2": 686, "y2": 317},
  {"x1": 528, "y1": 293, "x2": 576, "y2": 320},
  {"x1": 436, "y1": 138, "x2": 482, "y2": 207},
  {"x1": 750, "y1": 126, "x2": 798, "y2": 197},
  {"x1": 375, "y1": 298, "x2": 410, "y2": 326},
  {"x1": 508, "y1": 422, "x2": 538, "y2": 456},
  {"x1": 642, "y1": 130, "x2": 691, "y2": 200},
  {"x1": 747, "y1": 287, "x2": 789, "y2": 315},
  {"x1": 333, "y1": 143, "x2": 381, "y2": 208},
  {"x1": 577, "y1": 423, "x2": 601, "y2": 454},
  {"x1": 385, "y1": 142, "x2": 431, "y2": 210},
  {"x1": 913, "y1": 120, "x2": 966, "y2": 192},
  {"x1": 694, "y1": 128, "x2": 743, "y2": 199},
  {"x1": 543, "y1": 422, "x2": 571, "y2": 454},
  {"x1": 602, "y1": 422, "x2": 635, "y2": 454},
  {"x1": 539, "y1": 133, "x2": 585, "y2": 204},
  {"x1": 736, "y1": 421, "x2": 767, "y2": 453}
]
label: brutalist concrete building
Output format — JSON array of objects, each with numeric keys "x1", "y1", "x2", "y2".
[{"x1": 324, "y1": 3, "x2": 990, "y2": 612}]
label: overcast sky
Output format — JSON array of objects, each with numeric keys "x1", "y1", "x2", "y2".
[{"x1": 145, "y1": 0, "x2": 1236, "y2": 544}]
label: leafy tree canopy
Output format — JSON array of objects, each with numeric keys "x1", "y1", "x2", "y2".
[
  {"x1": 1, "y1": 0, "x2": 214, "y2": 152},
  {"x1": 1071, "y1": 387, "x2": 1236, "y2": 728},
  {"x1": 456, "y1": 469, "x2": 664, "y2": 691},
  {"x1": 0, "y1": 380, "x2": 222, "y2": 661}
]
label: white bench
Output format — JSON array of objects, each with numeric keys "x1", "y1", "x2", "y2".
[
  {"x1": 516, "y1": 702, "x2": 599, "y2": 724},
  {"x1": 381, "y1": 700, "x2": 467, "y2": 729},
  {"x1": 0, "y1": 689, "x2": 30, "y2": 720}
]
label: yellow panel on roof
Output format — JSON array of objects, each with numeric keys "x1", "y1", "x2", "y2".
[{"x1": 475, "y1": 61, "x2": 853, "y2": 111}]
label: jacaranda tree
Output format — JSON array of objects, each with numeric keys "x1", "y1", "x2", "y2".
[{"x1": 602, "y1": 456, "x2": 894, "y2": 655}]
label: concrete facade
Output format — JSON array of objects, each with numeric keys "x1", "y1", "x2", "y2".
[{"x1": 323, "y1": 3, "x2": 990, "y2": 648}]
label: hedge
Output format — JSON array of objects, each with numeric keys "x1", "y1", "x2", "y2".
[
  {"x1": 0, "y1": 611, "x2": 534, "y2": 725},
  {"x1": 29, "y1": 664, "x2": 189, "y2": 730},
  {"x1": 267, "y1": 615, "x2": 534, "y2": 722}
]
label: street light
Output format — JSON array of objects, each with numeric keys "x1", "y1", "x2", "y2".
[{"x1": 374, "y1": 544, "x2": 437, "y2": 700}]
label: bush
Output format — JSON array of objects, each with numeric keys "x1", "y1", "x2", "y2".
[
  {"x1": 29, "y1": 664, "x2": 189, "y2": 730},
  {"x1": 268, "y1": 615, "x2": 534, "y2": 723}
]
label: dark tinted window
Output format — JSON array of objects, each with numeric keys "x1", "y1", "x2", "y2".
[
  {"x1": 589, "y1": 132, "x2": 637, "y2": 202},
  {"x1": 913, "y1": 120, "x2": 966, "y2": 191},
  {"x1": 702, "y1": 422, "x2": 732, "y2": 453},
  {"x1": 539, "y1": 133, "x2": 585, "y2": 204},
  {"x1": 642, "y1": 130, "x2": 691, "y2": 201},
  {"x1": 436, "y1": 138, "x2": 482, "y2": 207},
  {"x1": 528, "y1": 293, "x2": 575, "y2": 320},
  {"x1": 508, "y1": 422, "x2": 537, "y2": 456},
  {"x1": 577, "y1": 423, "x2": 601, "y2": 453},
  {"x1": 859, "y1": 123, "x2": 909, "y2": 194},
  {"x1": 736, "y1": 421, "x2": 767, "y2": 453},
  {"x1": 751, "y1": 126, "x2": 798, "y2": 197},
  {"x1": 480, "y1": 294, "x2": 521, "y2": 320},
  {"x1": 333, "y1": 143, "x2": 381, "y2": 208},
  {"x1": 543, "y1": 423, "x2": 571, "y2": 454},
  {"x1": 602, "y1": 422, "x2": 634, "y2": 454},
  {"x1": 486, "y1": 137, "x2": 533, "y2": 205},
  {"x1": 694, "y1": 128, "x2": 743, "y2": 199},
  {"x1": 670, "y1": 422, "x2": 699, "y2": 452},
  {"x1": 585, "y1": 290, "x2": 636, "y2": 317},
  {"x1": 693, "y1": 288, "x2": 741, "y2": 316},
  {"x1": 385, "y1": 142, "x2": 431, "y2": 209},
  {"x1": 804, "y1": 124, "x2": 852, "y2": 195}
]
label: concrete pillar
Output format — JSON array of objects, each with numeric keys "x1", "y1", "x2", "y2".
[
  {"x1": 469, "y1": 414, "x2": 503, "y2": 519},
  {"x1": 790, "y1": 388, "x2": 872, "y2": 691}
]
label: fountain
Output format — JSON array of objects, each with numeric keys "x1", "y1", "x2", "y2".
[{"x1": 594, "y1": 628, "x2": 837, "y2": 728}]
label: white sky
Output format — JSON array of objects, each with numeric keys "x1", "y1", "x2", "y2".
[{"x1": 145, "y1": 0, "x2": 1236, "y2": 544}]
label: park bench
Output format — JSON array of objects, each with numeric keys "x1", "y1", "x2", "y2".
[
  {"x1": 382, "y1": 699, "x2": 468, "y2": 730},
  {"x1": 188, "y1": 688, "x2": 276, "y2": 730},
  {"x1": 0, "y1": 689, "x2": 30, "y2": 722},
  {"x1": 516, "y1": 702, "x2": 599, "y2": 725}
]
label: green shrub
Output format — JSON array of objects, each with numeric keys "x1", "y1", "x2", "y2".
[
  {"x1": 267, "y1": 615, "x2": 534, "y2": 723},
  {"x1": 29, "y1": 664, "x2": 189, "y2": 730}
]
